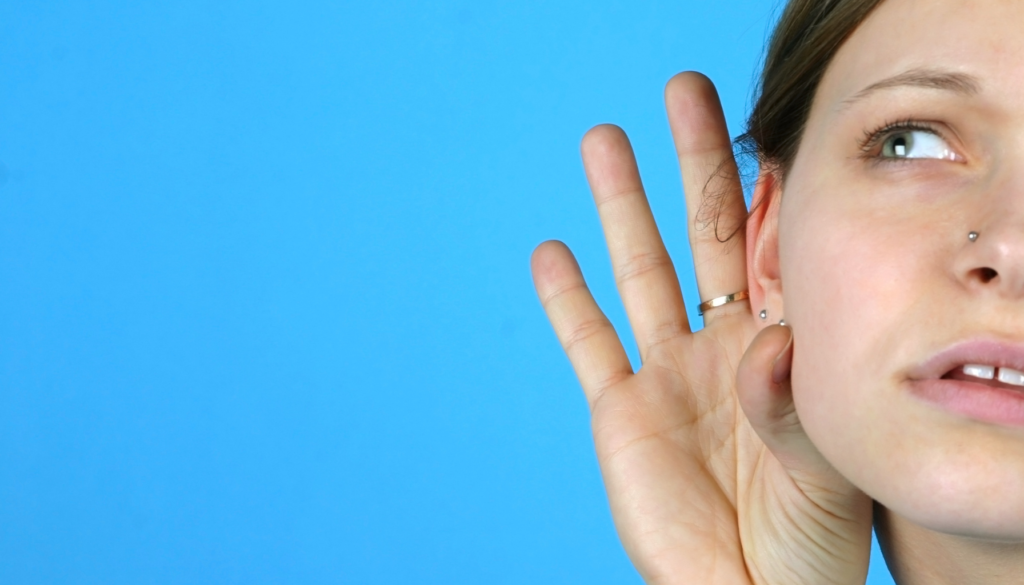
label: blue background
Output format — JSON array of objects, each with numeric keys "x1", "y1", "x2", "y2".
[{"x1": 0, "y1": 1, "x2": 895, "y2": 583}]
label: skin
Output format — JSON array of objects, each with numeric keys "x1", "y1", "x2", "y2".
[
  {"x1": 532, "y1": 77, "x2": 872, "y2": 584},
  {"x1": 534, "y1": 0, "x2": 1024, "y2": 583},
  {"x1": 760, "y1": 0, "x2": 1024, "y2": 582},
  {"x1": 532, "y1": 76, "x2": 868, "y2": 581}
]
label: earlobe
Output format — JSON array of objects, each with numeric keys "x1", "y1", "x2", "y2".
[{"x1": 746, "y1": 169, "x2": 784, "y2": 324}]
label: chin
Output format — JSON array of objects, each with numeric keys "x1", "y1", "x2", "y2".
[
  {"x1": 874, "y1": 451, "x2": 1024, "y2": 542},
  {"x1": 835, "y1": 409, "x2": 1024, "y2": 542}
]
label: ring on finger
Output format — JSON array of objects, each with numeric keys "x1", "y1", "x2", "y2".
[{"x1": 697, "y1": 290, "x2": 749, "y2": 316}]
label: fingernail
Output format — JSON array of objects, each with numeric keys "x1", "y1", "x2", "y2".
[{"x1": 771, "y1": 325, "x2": 794, "y2": 384}]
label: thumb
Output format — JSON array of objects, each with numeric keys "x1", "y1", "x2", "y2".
[{"x1": 737, "y1": 325, "x2": 838, "y2": 485}]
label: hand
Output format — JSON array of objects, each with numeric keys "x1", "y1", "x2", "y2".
[{"x1": 531, "y1": 73, "x2": 873, "y2": 585}]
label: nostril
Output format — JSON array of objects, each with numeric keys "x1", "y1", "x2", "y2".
[{"x1": 977, "y1": 267, "x2": 999, "y2": 283}]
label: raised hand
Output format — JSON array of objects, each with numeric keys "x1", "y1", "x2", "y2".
[{"x1": 531, "y1": 72, "x2": 873, "y2": 585}]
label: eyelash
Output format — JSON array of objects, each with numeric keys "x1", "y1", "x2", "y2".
[{"x1": 857, "y1": 118, "x2": 944, "y2": 162}]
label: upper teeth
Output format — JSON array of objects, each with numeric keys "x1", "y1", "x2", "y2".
[
  {"x1": 999, "y1": 367, "x2": 1024, "y2": 386},
  {"x1": 963, "y1": 364, "x2": 1024, "y2": 386},
  {"x1": 963, "y1": 364, "x2": 995, "y2": 379}
]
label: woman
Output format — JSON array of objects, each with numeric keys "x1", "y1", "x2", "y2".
[{"x1": 531, "y1": 0, "x2": 1024, "y2": 583}]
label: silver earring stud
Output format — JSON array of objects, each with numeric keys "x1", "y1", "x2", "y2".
[
  {"x1": 968, "y1": 231, "x2": 979, "y2": 242},
  {"x1": 759, "y1": 310, "x2": 767, "y2": 320}
]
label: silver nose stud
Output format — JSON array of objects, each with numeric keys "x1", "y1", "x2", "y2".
[{"x1": 968, "y1": 231, "x2": 979, "y2": 242}]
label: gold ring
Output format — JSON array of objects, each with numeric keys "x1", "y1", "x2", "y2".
[{"x1": 697, "y1": 290, "x2": 749, "y2": 316}]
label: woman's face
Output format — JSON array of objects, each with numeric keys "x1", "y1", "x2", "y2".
[{"x1": 776, "y1": 0, "x2": 1024, "y2": 538}]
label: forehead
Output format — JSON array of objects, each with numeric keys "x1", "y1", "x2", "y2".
[{"x1": 816, "y1": 0, "x2": 1024, "y2": 111}]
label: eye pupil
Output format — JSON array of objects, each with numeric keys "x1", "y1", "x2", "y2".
[{"x1": 893, "y1": 136, "x2": 907, "y2": 156}]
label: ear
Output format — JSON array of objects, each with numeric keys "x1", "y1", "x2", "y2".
[{"x1": 746, "y1": 168, "x2": 784, "y2": 326}]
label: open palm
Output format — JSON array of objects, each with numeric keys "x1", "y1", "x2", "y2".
[{"x1": 531, "y1": 73, "x2": 873, "y2": 585}]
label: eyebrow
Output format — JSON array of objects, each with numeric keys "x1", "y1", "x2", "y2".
[{"x1": 840, "y1": 68, "x2": 981, "y2": 110}]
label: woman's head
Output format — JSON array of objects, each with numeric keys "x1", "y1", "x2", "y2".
[{"x1": 747, "y1": 0, "x2": 1024, "y2": 540}]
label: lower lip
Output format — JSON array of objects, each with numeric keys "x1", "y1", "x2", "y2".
[{"x1": 910, "y1": 378, "x2": 1024, "y2": 427}]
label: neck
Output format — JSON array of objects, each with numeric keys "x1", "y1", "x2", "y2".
[{"x1": 875, "y1": 503, "x2": 1024, "y2": 585}]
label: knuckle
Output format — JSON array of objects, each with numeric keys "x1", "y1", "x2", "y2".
[
  {"x1": 562, "y1": 316, "x2": 611, "y2": 354},
  {"x1": 594, "y1": 186, "x2": 642, "y2": 208},
  {"x1": 615, "y1": 251, "x2": 672, "y2": 285},
  {"x1": 539, "y1": 279, "x2": 588, "y2": 310},
  {"x1": 644, "y1": 322, "x2": 688, "y2": 349}
]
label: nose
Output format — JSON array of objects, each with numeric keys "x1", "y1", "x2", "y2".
[{"x1": 955, "y1": 216, "x2": 1024, "y2": 298}]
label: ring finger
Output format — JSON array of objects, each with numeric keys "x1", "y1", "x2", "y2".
[{"x1": 665, "y1": 72, "x2": 750, "y2": 320}]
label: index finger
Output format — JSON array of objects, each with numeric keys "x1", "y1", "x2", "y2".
[{"x1": 665, "y1": 72, "x2": 750, "y2": 319}]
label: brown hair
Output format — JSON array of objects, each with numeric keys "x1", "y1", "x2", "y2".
[{"x1": 737, "y1": 0, "x2": 886, "y2": 175}]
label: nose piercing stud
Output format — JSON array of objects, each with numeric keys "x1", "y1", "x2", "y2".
[
  {"x1": 968, "y1": 231, "x2": 979, "y2": 242},
  {"x1": 759, "y1": 310, "x2": 768, "y2": 320}
]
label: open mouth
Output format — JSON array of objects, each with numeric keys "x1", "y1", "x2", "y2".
[
  {"x1": 942, "y1": 364, "x2": 1024, "y2": 392},
  {"x1": 910, "y1": 341, "x2": 1024, "y2": 426}
]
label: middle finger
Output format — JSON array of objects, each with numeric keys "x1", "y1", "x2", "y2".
[{"x1": 582, "y1": 124, "x2": 691, "y2": 359}]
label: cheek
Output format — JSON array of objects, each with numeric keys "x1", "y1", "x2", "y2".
[
  {"x1": 776, "y1": 195, "x2": 932, "y2": 483},
  {"x1": 779, "y1": 199, "x2": 918, "y2": 382},
  {"x1": 776, "y1": 189, "x2": 1024, "y2": 537}
]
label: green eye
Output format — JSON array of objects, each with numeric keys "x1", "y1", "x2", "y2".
[
  {"x1": 882, "y1": 133, "x2": 913, "y2": 157},
  {"x1": 879, "y1": 129, "x2": 955, "y2": 160}
]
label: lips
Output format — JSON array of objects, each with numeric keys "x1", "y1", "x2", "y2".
[
  {"x1": 909, "y1": 339, "x2": 1024, "y2": 426},
  {"x1": 945, "y1": 364, "x2": 1024, "y2": 391},
  {"x1": 910, "y1": 339, "x2": 1024, "y2": 382}
]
